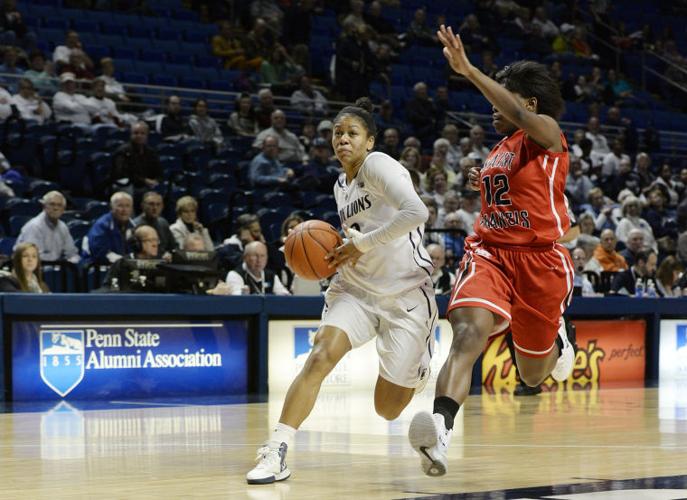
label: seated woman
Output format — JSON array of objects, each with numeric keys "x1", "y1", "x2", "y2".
[
  {"x1": 0, "y1": 242, "x2": 50, "y2": 292},
  {"x1": 188, "y1": 99, "x2": 225, "y2": 152},
  {"x1": 228, "y1": 93, "x2": 259, "y2": 137},
  {"x1": 170, "y1": 196, "x2": 214, "y2": 251}
]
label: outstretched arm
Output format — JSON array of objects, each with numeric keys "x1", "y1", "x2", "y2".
[{"x1": 437, "y1": 25, "x2": 562, "y2": 152}]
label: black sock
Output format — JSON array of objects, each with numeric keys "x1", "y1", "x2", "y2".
[
  {"x1": 555, "y1": 335, "x2": 564, "y2": 357},
  {"x1": 433, "y1": 396, "x2": 460, "y2": 430}
]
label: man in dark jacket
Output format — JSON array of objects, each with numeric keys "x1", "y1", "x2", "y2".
[{"x1": 111, "y1": 121, "x2": 163, "y2": 202}]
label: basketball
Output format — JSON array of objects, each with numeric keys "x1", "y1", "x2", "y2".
[{"x1": 284, "y1": 220, "x2": 343, "y2": 280}]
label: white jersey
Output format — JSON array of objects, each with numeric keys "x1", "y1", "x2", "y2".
[{"x1": 333, "y1": 152, "x2": 433, "y2": 295}]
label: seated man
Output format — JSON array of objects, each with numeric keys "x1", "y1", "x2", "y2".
[
  {"x1": 610, "y1": 249, "x2": 657, "y2": 296},
  {"x1": 590, "y1": 228, "x2": 628, "y2": 273},
  {"x1": 52, "y1": 72, "x2": 93, "y2": 124},
  {"x1": 15, "y1": 190, "x2": 80, "y2": 263},
  {"x1": 111, "y1": 122, "x2": 163, "y2": 199},
  {"x1": 426, "y1": 243, "x2": 455, "y2": 295},
  {"x1": 133, "y1": 191, "x2": 176, "y2": 258},
  {"x1": 102, "y1": 225, "x2": 161, "y2": 291},
  {"x1": 183, "y1": 233, "x2": 207, "y2": 251},
  {"x1": 82, "y1": 191, "x2": 135, "y2": 264},
  {"x1": 248, "y1": 134, "x2": 294, "y2": 188},
  {"x1": 209, "y1": 241, "x2": 289, "y2": 295}
]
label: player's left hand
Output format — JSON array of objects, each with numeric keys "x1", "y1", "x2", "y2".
[
  {"x1": 325, "y1": 224, "x2": 364, "y2": 269},
  {"x1": 437, "y1": 25, "x2": 475, "y2": 77}
]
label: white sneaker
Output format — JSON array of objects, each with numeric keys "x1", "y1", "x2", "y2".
[
  {"x1": 408, "y1": 411, "x2": 451, "y2": 477},
  {"x1": 551, "y1": 318, "x2": 576, "y2": 382},
  {"x1": 246, "y1": 442, "x2": 291, "y2": 485}
]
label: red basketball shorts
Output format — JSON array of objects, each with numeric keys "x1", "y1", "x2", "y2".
[{"x1": 447, "y1": 240, "x2": 574, "y2": 358}]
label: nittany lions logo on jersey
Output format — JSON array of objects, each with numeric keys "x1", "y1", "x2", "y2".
[
  {"x1": 40, "y1": 330, "x2": 85, "y2": 397},
  {"x1": 338, "y1": 194, "x2": 372, "y2": 223}
]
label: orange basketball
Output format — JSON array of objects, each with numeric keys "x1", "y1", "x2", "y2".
[{"x1": 284, "y1": 220, "x2": 343, "y2": 280}]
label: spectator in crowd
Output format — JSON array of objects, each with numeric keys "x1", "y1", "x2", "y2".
[
  {"x1": 253, "y1": 109, "x2": 307, "y2": 163},
  {"x1": 133, "y1": 191, "x2": 176, "y2": 258},
  {"x1": 443, "y1": 211, "x2": 466, "y2": 266},
  {"x1": 23, "y1": 50, "x2": 58, "y2": 97},
  {"x1": 82, "y1": 191, "x2": 135, "y2": 264},
  {"x1": 635, "y1": 152, "x2": 654, "y2": 190},
  {"x1": 427, "y1": 243, "x2": 455, "y2": 295},
  {"x1": 615, "y1": 195, "x2": 656, "y2": 250},
  {"x1": 300, "y1": 137, "x2": 339, "y2": 192},
  {"x1": 255, "y1": 88, "x2": 275, "y2": 130},
  {"x1": 0, "y1": 46, "x2": 22, "y2": 92},
  {"x1": 61, "y1": 46, "x2": 94, "y2": 80},
  {"x1": 0, "y1": 0, "x2": 36, "y2": 50},
  {"x1": 250, "y1": 0, "x2": 284, "y2": 37},
  {"x1": 89, "y1": 78, "x2": 133, "y2": 127},
  {"x1": 210, "y1": 241, "x2": 289, "y2": 296},
  {"x1": 259, "y1": 43, "x2": 302, "y2": 87},
  {"x1": 111, "y1": 121, "x2": 162, "y2": 198},
  {"x1": 316, "y1": 119, "x2": 334, "y2": 146},
  {"x1": 243, "y1": 18, "x2": 274, "y2": 69},
  {"x1": 170, "y1": 196, "x2": 214, "y2": 251},
  {"x1": 183, "y1": 233, "x2": 206, "y2": 251},
  {"x1": 249, "y1": 134, "x2": 294, "y2": 188},
  {"x1": 655, "y1": 256, "x2": 684, "y2": 297},
  {"x1": 160, "y1": 95, "x2": 190, "y2": 141},
  {"x1": 15, "y1": 190, "x2": 79, "y2": 263},
  {"x1": 406, "y1": 81, "x2": 436, "y2": 145},
  {"x1": 52, "y1": 30, "x2": 93, "y2": 74},
  {"x1": 469, "y1": 125, "x2": 490, "y2": 162},
  {"x1": 399, "y1": 145, "x2": 422, "y2": 173},
  {"x1": 654, "y1": 163, "x2": 680, "y2": 206},
  {"x1": 425, "y1": 145, "x2": 456, "y2": 188},
  {"x1": 52, "y1": 72, "x2": 92, "y2": 124},
  {"x1": 228, "y1": 92, "x2": 259, "y2": 136},
  {"x1": 0, "y1": 242, "x2": 49, "y2": 292},
  {"x1": 643, "y1": 186, "x2": 676, "y2": 242},
  {"x1": 101, "y1": 224, "x2": 161, "y2": 291},
  {"x1": 531, "y1": 6, "x2": 559, "y2": 39},
  {"x1": 620, "y1": 228, "x2": 645, "y2": 267},
  {"x1": 438, "y1": 190, "x2": 460, "y2": 227},
  {"x1": 566, "y1": 158, "x2": 594, "y2": 206},
  {"x1": 377, "y1": 127, "x2": 400, "y2": 159},
  {"x1": 601, "y1": 138, "x2": 630, "y2": 178},
  {"x1": 99, "y1": 57, "x2": 129, "y2": 103},
  {"x1": 570, "y1": 247, "x2": 596, "y2": 296},
  {"x1": 335, "y1": 18, "x2": 373, "y2": 101},
  {"x1": 290, "y1": 75, "x2": 328, "y2": 117},
  {"x1": 591, "y1": 228, "x2": 628, "y2": 272},
  {"x1": 585, "y1": 116, "x2": 610, "y2": 162},
  {"x1": 610, "y1": 249, "x2": 657, "y2": 295},
  {"x1": 421, "y1": 196, "x2": 442, "y2": 246},
  {"x1": 222, "y1": 213, "x2": 266, "y2": 258},
  {"x1": 441, "y1": 124, "x2": 462, "y2": 169},
  {"x1": 424, "y1": 168, "x2": 449, "y2": 206},
  {"x1": 406, "y1": 8, "x2": 438, "y2": 46},
  {"x1": 607, "y1": 157, "x2": 641, "y2": 200},
  {"x1": 12, "y1": 78, "x2": 51, "y2": 124},
  {"x1": 374, "y1": 100, "x2": 405, "y2": 136},
  {"x1": 583, "y1": 187, "x2": 616, "y2": 232},
  {"x1": 212, "y1": 21, "x2": 259, "y2": 70},
  {"x1": 456, "y1": 189, "x2": 480, "y2": 235},
  {"x1": 188, "y1": 98, "x2": 225, "y2": 151}
]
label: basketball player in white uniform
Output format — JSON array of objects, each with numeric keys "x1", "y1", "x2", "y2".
[{"x1": 247, "y1": 98, "x2": 438, "y2": 484}]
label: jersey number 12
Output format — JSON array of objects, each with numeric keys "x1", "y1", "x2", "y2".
[{"x1": 482, "y1": 174, "x2": 512, "y2": 207}]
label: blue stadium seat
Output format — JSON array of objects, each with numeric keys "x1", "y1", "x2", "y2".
[
  {"x1": 29, "y1": 180, "x2": 59, "y2": 199},
  {"x1": 6, "y1": 198, "x2": 42, "y2": 217},
  {"x1": 167, "y1": 53, "x2": 195, "y2": 66},
  {"x1": 83, "y1": 201, "x2": 109, "y2": 221},
  {"x1": 194, "y1": 55, "x2": 218, "y2": 68},
  {"x1": 9, "y1": 215, "x2": 32, "y2": 237},
  {"x1": 0, "y1": 237, "x2": 16, "y2": 256}
]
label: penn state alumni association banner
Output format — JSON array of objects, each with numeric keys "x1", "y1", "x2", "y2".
[{"x1": 11, "y1": 320, "x2": 249, "y2": 400}]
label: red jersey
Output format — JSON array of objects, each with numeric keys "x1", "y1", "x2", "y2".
[{"x1": 473, "y1": 129, "x2": 570, "y2": 247}]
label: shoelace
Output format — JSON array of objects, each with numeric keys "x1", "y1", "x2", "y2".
[{"x1": 254, "y1": 446, "x2": 279, "y2": 468}]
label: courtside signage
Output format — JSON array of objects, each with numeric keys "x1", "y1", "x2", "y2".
[
  {"x1": 12, "y1": 321, "x2": 249, "y2": 400},
  {"x1": 659, "y1": 320, "x2": 687, "y2": 382}
]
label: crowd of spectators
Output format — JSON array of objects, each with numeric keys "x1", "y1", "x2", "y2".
[{"x1": 0, "y1": 0, "x2": 685, "y2": 299}]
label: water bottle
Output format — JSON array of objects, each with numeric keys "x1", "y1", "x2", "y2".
[
  {"x1": 646, "y1": 279, "x2": 657, "y2": 298},
  {"x1": 635, "y1": 278, "x2": 644, "y2": 298},
  {"x1": 111, "y1": 278, "x2": 119, "y2": 292}
]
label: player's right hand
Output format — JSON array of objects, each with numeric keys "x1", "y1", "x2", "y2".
[{"x1": 468, "y1": 167, "x2": 481, "y2": 191}]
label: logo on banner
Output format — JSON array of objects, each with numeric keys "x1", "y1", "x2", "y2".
[
  {"x1": 40, "y1": 330, "x2": 85, "y2": 397},
  {"x1": 294, "y1": 327, "x2": 318, "y2": 357}
]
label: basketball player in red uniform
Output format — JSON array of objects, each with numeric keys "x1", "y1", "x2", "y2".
[{"x1": 409, "y1": 25, "x2": 577, "y2": 476}]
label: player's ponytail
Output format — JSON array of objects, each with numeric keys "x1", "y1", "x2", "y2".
[{"x1": 334, "y1": 96, "x2": 377, "y2": 137}]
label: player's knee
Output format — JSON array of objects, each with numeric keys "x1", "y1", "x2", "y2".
[
  {"x1": 375, "y1": 402, "x2": 402, "y2": 421},
  {"x1": 449, "y1": 318, "x2": 486, "y2": 354},
  {"x1": 303, "y1": 345, "x2": 336, "y2": 378}
]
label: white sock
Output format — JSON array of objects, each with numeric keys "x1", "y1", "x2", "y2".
[{"x1": 268, "y1": 422, "x2": 297, "y2": 449}]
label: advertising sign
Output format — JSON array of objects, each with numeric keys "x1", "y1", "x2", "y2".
[
  {"x1": 268, "y1": 320, "x2": 455, "y2": 394},
  {"x1": 659, "y1": 320, "x2": 687, "y2": 383},
  {"x1": 482, "y1": 319, "x2": 646, "y2": 392},
  {"x1": 12, "y1": 320, "x2": 249, "y2": 400}
]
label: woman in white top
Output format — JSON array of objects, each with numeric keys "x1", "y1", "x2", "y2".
[
  {"x1": 247, "y1": 98, "x2": 438, "y2": 485},
  {"x1": 169, "y1": 196, "x2": 214, "y2": 251},
  {"x1": 615, "y1": 195, "x2": 657, "y2": 251}
]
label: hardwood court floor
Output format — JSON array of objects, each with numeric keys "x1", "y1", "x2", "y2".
[{"x1": 0, "y1": 386, "x2": 686, "y2": 499}]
